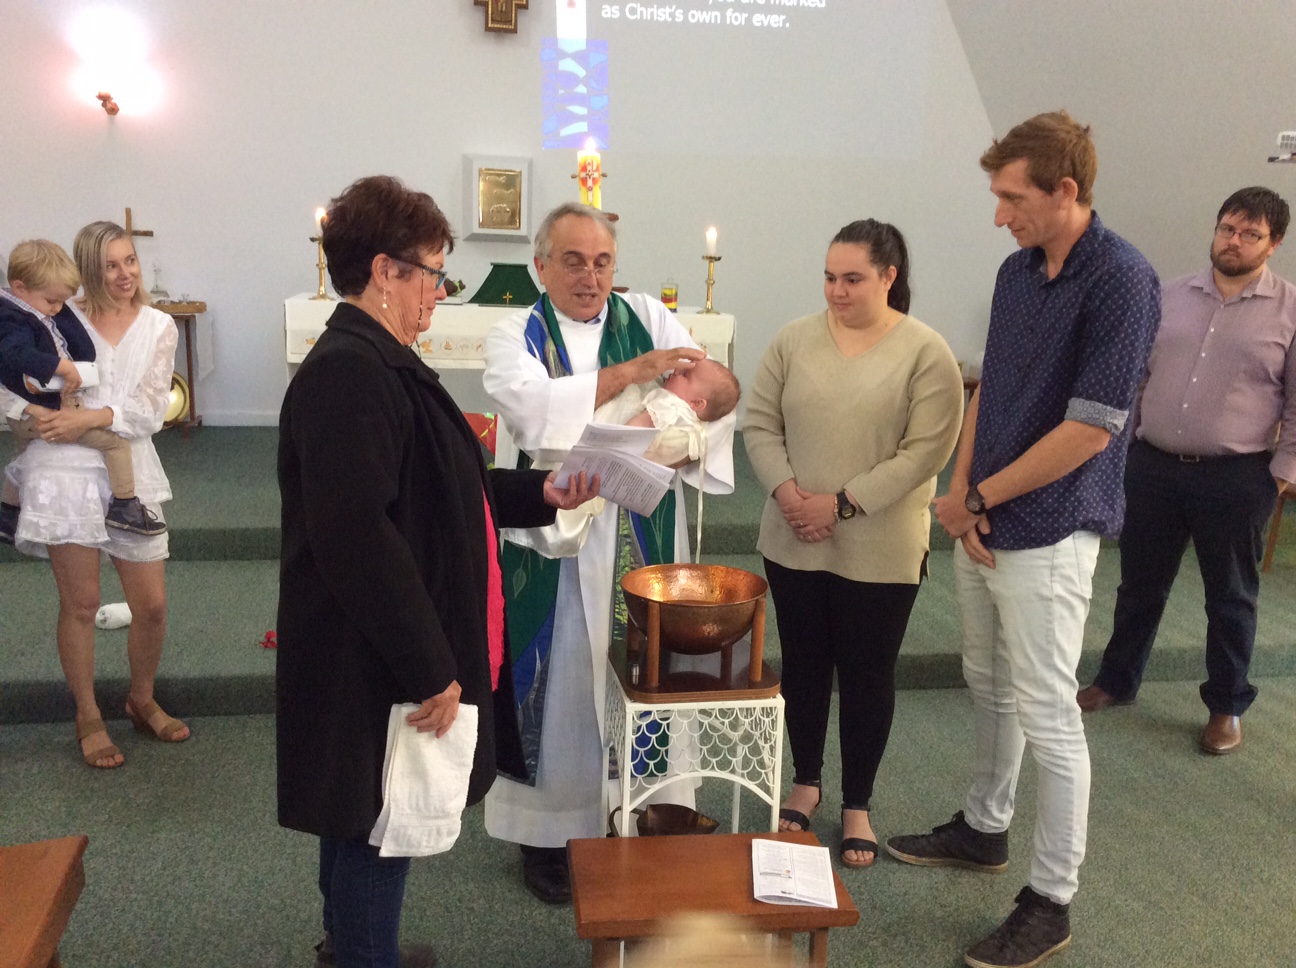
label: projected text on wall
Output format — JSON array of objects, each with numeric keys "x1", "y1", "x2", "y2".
[{"x1": 543, "y1": 0, "x2": 932, "y2": 159}]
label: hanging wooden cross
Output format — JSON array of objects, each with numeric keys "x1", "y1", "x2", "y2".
[
  {"x1": 475, "y1": 0, "x2": 528, "y2": 33},
  {"x1": 123, "y1": 207, "x2": 154, "y2": 239}
]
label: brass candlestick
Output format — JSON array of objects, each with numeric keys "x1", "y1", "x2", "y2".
[
  {"x1": 309, "y1": 236, "x2": 333, "y2": 300},
  {"x1": 701, "y1": 255, "x2": 722, "y2": 314}
]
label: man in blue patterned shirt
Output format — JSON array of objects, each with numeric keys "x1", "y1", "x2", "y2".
[{"x1": 886, "y1": 112, "x2": 1160, "y2": 968}]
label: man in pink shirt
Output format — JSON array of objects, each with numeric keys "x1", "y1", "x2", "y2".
[{"x1": 1078, "y1": 187, "x2": 1296, "y2": 754}]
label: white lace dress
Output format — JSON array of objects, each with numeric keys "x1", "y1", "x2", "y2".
[{"x1": 0, "y1": 304, "x2": 177, "y2": 561}]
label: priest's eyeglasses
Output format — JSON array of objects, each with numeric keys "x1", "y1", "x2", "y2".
[
  {"x1": 1214, "y1": 223, "x2": 1269, "y2": 245},
  {"x1": 392, "y1": 257, "x2": 448, "y2": 289},
  {"x1": 558, "y1": 259, "x2": 616, "y2": 280}
]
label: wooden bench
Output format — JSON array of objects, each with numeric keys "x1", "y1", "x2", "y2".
[
  {"x1": 0, "y1": 836, "x2": 89, "y2": 968},
  {"x1": 570, "y1": 832, "x2": 858, "y2": 967}
]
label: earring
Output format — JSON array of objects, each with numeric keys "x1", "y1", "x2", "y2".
[{"x1": 381, "y1": 289, "x2": 388, "y2": 310}]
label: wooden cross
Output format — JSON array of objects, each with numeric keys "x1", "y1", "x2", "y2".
[
  {"x1": 123, "y1": 207, "x2": 154, "y2": 239},
  {"x1": 475, "y1": 0, "x2": 528, "y2": 33}
]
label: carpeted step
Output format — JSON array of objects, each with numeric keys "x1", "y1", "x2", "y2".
[{"x1": 6, "y1": 550, "x2": 1296, "y2": 725}]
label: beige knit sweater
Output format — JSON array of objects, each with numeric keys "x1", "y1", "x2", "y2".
[{"x1": 745, "y1": 312, "x2": 964, "y2": 584}]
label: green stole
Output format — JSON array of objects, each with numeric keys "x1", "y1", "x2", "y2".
[{"x1": 502, "y1": 293, "x2": 676, "y2": 784}]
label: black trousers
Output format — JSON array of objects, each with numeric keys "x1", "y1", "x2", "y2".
[
  {"x1": 1093, "y1": 440, "x2": 1277, "y2": 715},
  {"x1": 764, "y1": 557, "x2": 920, "y2": 810}
]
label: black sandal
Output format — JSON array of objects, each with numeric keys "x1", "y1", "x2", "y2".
[
  {"x1": 840, "y1": 805, "x2": 877, "y2": 868},
  {"x1": 778, "y1": 779, "x2": 821, "y2": 833}
]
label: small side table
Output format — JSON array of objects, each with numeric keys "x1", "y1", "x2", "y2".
[
  {"x1": 0, "y1": 834, "x2": 89, "y2": 968},
  {"x1": 570, "y1": 832, "x2": 859, "y2": 968},
  {"x1": 604, "y1": 652, "x2": 784, "y2": 835},
  {"x1": 156, "y1": 301, "x2": 207, "y2": 437}
]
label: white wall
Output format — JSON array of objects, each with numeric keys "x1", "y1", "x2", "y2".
[
  {"x1": 0, "y1": 1, "x2": 1008, "y2": 424},
  {"x1": 946, "y1": 0, "x2": 1296, "y2": 282}
]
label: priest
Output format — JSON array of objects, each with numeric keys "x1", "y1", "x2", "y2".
[{"x1": 482, "y1": 202, "x2": 736, "y2": 903}]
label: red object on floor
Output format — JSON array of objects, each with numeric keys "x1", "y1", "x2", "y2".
[{"x1": 260, "y1": 630, "x2": 277, "y2": 649}]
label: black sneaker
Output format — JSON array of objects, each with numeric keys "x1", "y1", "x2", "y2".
[
  {"x1": 0, "y1": 502, "x2": 17, "y2": 545},
  {"x1": 964, "y1": 886, "x2": 1071, "y2": 968},
  {"x1": 105, "y1": 497, "x2": 168, "y2": 536},
  {"x1": 885, "y1": 810, "x2": 1009, "y2": 872}
]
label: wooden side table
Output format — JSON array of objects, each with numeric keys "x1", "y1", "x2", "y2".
[
  {"x1": 570, "y1": 832, "x2": 858, "y2": 968},
  {"x1": 0, "y1": 834, "x2": 89, "y2": 968},
  {"x1": 156, "y1": 301, "x2": 207, "y2": 436}
]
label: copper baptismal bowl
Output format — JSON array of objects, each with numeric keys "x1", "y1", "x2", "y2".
[{"x1": 620, "y1": 563, "x2": 768, "y2": 655}]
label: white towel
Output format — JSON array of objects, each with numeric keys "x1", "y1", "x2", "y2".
[
  {"x1": 369, "y1": 702, "x2": 478, "y2": 858},
  {"x1": 95, "y1": 602, "x2": 132, "y2": 629}
]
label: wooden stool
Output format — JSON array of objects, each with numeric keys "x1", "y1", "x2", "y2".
[
  {"x1": 0, "y1": 835, "x2": 89, "y2": 968},
  {"x1": 570, "y1": 832, "x2": 859, "y2": 968}
]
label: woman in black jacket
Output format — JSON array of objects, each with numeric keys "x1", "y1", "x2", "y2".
[{"x1": 276, "y1": 175, "x2": 593, "y2": 968}]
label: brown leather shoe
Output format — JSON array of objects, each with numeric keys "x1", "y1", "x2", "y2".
[
  {"x1": 1076, "y1": 684, "x2": 1134, "y2": 713},
  {"x1": 1200, "y1": 714, "x2": 1242, "y2": 755}
]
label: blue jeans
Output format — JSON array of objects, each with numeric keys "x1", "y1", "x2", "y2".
[
  {"x1": 1093, "y1": 441, "x2": 1276, "y2": 715},
  {"x1": 319, "y1": 836, "x2": 411, "y2": 968}
]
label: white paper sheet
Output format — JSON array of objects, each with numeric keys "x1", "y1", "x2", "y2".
[
  {"x1": 751, "y1": 838, "x2": 838, "y2": 908},
  {"x1": 553, "y1": 422, "x2": 675, "y2": 516}
]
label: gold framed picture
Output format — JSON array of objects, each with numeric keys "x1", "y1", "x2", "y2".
[
  {"x1": 477, "y1": 167, "x2": 522, "y2": 231},
  {"x1": 463, "y1": 155, "x2": 532, "y2": 242}
]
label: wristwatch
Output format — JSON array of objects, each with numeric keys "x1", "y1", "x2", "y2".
[
  {"x1": 835, "y1": 491, "x2": 857, "y2": 521},
  {"x1": 965, "y1": 483, "x2": 987, "y2": 516}
]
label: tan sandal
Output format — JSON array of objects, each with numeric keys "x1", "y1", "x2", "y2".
[
  {"x1": 125, "y1": 698, "x2": 190, "y2": 742},
  {"x1": 76, "y1": 717, "x2": 124, "y2": 769}
]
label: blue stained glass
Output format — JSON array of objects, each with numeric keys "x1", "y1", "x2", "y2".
[{"x1": 541, "y1": 37, "x2": 610, "y2": 150}]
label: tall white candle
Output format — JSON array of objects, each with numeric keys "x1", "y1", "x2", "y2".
[
  {"x1": 705, "y1": 226, "x2": 718, "y2": 257},
  {"x1": 315, "y1": 208, "x2": 326, "y2": 236}
]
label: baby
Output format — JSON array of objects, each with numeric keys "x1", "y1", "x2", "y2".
[
  {"x1": 504, "y1": 357, "x2": 740, "y2": 558},
  {"x1": 621, "y1": 357, "x2": 741, "y2": 465},
  {"x1": 0, "y1": 240, "x2": 166, "y2": 543}
]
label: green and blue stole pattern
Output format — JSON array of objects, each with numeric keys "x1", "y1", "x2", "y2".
[{"x1": 503, "y1": 293, "x2": 676, "y2": 783}]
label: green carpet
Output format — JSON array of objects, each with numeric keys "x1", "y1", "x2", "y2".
[
  {"x1": 6, "y1": 544, "x2": 1296, "y2": 723},
  {"x1": 4, "y1": 428, "x2": 1296, "y2": 965},
  {"x1": 5, "y1": 429, "x2": 1296, "y2": 723},
  {"x1": 3, "y1": 679, "x2": 1295, "y2": 966}
]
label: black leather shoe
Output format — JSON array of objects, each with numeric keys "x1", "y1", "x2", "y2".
[
  {"x1": 520, "y1": 845, "x2": 572, "y2": 905},
  {"x1": 314, "y1": 932, "x2": 436, "y2": 967}
]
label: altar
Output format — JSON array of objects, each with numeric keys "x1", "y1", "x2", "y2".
[{"x1": 284, "y1": 295, "x2": 736, "y2": 368}]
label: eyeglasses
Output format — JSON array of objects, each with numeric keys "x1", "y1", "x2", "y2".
[
  {"x1": 1214, "y1": 224, "x2": 1269, "y2": 245},
  {"x1": 555, "y1": 259, "x2": 615, "y2": 280},
  {"x1": 391, "y1": 256, "x2": 448, "y2": 289}
]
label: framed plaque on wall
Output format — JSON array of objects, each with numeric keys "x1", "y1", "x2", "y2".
[{"x1": 463, "y1": 154, "x2": 532, "y2": 242}]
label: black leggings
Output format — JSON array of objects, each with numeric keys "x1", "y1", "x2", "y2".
[{"x1": 764, "y1": 558, "x2": 920, "y2": 810}]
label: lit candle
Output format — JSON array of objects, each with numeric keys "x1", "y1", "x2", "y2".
[
  {"x1": 577, "y1": 139, "x2": 602, "y2": 210},
  {"x1": 314, "y1": 207, "x2": 326, "y2": 237},
  {"x1": 705, "y1": 226, "x2": 718, "y2": 257}
]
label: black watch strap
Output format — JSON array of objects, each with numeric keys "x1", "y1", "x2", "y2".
[
  {"x1": 836, "y1": 491, "x2": 857, "y2": 520},
  {"x1": 965, "y1": 483, "x2": 987, "y2": 516}
]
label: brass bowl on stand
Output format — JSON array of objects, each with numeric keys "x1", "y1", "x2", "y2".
[{"x1": 620, "y1": 564, "x2": 768, "y2": 690}]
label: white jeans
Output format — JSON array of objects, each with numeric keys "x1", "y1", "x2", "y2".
[{"x1": 954, "y1": 532, "x2": 1100, "y2": 904}]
